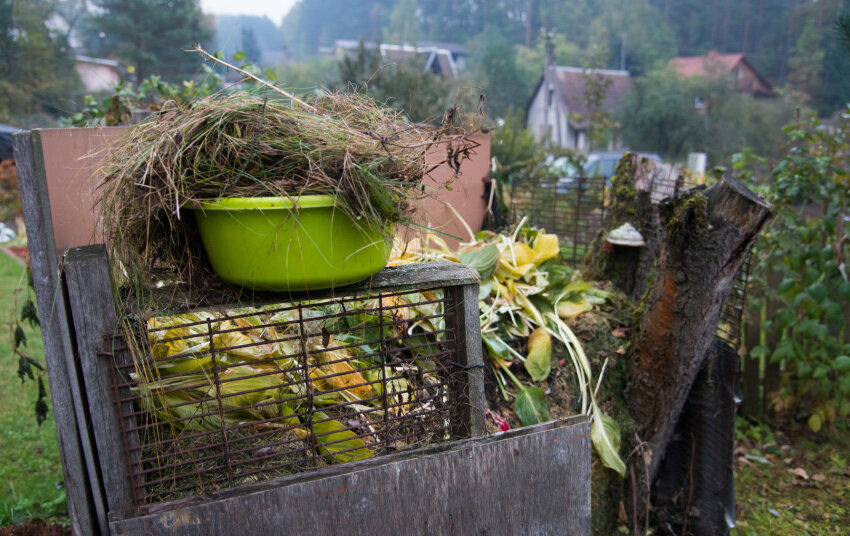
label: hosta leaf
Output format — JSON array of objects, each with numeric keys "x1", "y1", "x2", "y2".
[
  {"x1": 311, "y1": 414, "x2": 374, "y2": 463},
  {"x1": 525, "y1": 328, "x2": 552, "y2": 382},
  {"x1": 514, "y1": 387, "x2": 549, "y2": 425},
  {"x1": 532, "y1": 234, "x2": 559, "y2": 263},
  {"x1": 558, "y1": 301, "x2": 592, "y2": 318},
  {"x1": 458, "y1": 244, "x2": 500, "y2": 280},
  {"x1": 591, "y1": 408, "x2": 626, "y2": 475}
]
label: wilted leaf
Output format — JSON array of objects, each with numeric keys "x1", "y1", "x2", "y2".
[
  {"x1": 311, "y1": 414, "x2": 374, "y2": 463},
  {"x1": 514, "y1": 387, "x2": 549, "y2": 426},
  {"x1": 21, "y1": 299, "x2": 39, "y2": 327},
  {"x1": 482, "y1": 332, "x2": 513, "y2": 369},
  {"x1": 558, "y1": 301, "x2": 592, "y2": 318},
  {"x1": 458, "y1": 244, "x2": 500, "y2": 280},
  {"x1": 611, "y1": 327, "x2": 629, "y2": 338},
  {"x1": 532, "y1": 234, "x2": 559, "y2": 263},
  {"x1": 525, "y1": 328, "x2": 552, "y2": 382},
  {"x1": 14, "y1": 326, "x2": 26, "y2": 349},
  {"x1": 592, "y1": 409, "x2": 626, "y2": 475}
]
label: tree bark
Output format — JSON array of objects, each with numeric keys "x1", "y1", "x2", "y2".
[{"x1": 627, "y1": 176, "x2": 771, "y2": 486}]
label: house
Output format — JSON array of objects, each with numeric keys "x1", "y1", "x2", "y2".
[
  {"x1": 321, "y1": 39, "x2": 467, "y2": 78},
  {"x1": 525, "y1": 66, "x2": 631, "y2": 151},
  {"x1": 668, "y1": 51, "x2": 773, "y2": 96},
  {"x1": 74, "y1": 56, "x2": 122, "y2": 93}
]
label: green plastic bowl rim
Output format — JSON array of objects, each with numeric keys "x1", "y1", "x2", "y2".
[{"x1": 192, "y1": 195, "x2": 337, "y2": 211}]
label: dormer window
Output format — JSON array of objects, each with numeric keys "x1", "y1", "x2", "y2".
[{"x1": 736, "y1": 67, "x2": 744, "y2": 79}]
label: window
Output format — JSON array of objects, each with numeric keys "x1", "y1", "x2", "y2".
[
  {"x1": 694, "y1": 96, "x2": 705, "y2": 109},
  {"x1": 736, "y1": 67, "x2": 744, "y2": 79}
]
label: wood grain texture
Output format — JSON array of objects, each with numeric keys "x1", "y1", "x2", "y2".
[
  {"x1": 13, "y1": 130, "x2": 104, "y2": 535},
  {"x1": 444, "y1": 283, "x2": 487, "y2": 438},
  {"x1": 145, "y1": 261, "x2": 479, "y2": 317},
  {"x1": 63, "y1": 245, "x2": 136, "y2": 514},
  {"x1": 110, "y1": 416, "x2": 591, "y2": 536}
]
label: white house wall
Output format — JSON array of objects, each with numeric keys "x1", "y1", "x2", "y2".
[{"x1": 526, "y1": 81, "x2": 574, "y2": 150}]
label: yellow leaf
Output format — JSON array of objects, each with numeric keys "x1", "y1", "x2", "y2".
[
  {"x1": 557, "y1": 301, "x2": 593, "y2": 318},
  {"x1": 525, "y1": 328, "x2": 552, "y2": 381},
  {"x1": 312, "y1": 345, "x2": 375, "y2": 400},
  {"x1": 495, "y1": 257, "x2": 535, "y2": 280},
  {"x1": 512, "y1": 243, "x2": 537, "y2": 266},
  {"x1": 532, "y1": 234, "x2": 559, "y2": 263}
]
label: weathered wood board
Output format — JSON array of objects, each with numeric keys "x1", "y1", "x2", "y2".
[{"x1": 110, "y1": 416, "x2": 591, "y2": 536}]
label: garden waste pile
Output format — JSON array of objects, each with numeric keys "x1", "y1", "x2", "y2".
[
  {"x1": 130, "y1": 220, "x2": 625, "y2": 500},
  {"x1": 391, "y1": 219, "x2": 626, "y2": 475}
]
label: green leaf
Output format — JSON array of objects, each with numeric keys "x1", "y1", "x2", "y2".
[
  {"x1": 807, "y1": 413, "x2": 822, "y2": 433},
  {"x1": 458, "y1": 244, "x2": 500, "y2": 280},
  {"x1": 264, "y1": 68, "x2": 278, "y2": 81},
  {"x1": 524, "y1": 328, "x2": 552, "y2": 382},
  {"x1": 311, "y1": 413, "x2": 373, "y2": 463},
  {"x1": 482, "y1": 332, "x2": 512, "y2": 365},
  {"x1": 835, "y1": 355, "x2": 850, "y2": 372},
  {"x1": 514, "y1": 387, "x2": 549, "y2": 426},
  {"x1": 232, "y1": 51, "x2": 247, "y2": 62},
  {"x1": 592, "y1": 409, "x2": 626, "y2": 476}
]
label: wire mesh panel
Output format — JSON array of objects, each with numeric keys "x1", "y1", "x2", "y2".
[
  {"x1": 109, "y1": 288, "x2": 470, "y2": 506},
  {"x1": 509, "y1": 176, "x2": 607, "y2": 265}
]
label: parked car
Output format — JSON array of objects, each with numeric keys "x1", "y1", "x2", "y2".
[{"x1": 583, "y1": 150, "x2": 662, "y2": 182}]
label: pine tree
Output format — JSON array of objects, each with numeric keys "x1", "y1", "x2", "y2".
[{"x1": 83, "y1": 0, "x2": 213, "y2": 81}]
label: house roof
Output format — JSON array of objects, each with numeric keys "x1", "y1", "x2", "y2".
[
  {"x1": 668, "y1": 51, "x2": 773, "y2": 94},
  {"x1": 527, "y1": 66, "x2": 631, "y2": 128}
]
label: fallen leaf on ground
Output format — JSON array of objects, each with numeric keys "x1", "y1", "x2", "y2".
[
  {"x1": 811, "y1": 473, "x2": 826, "y2": 482},
  {"x1": 616, "y1": 346, "x2": 626, "y2": 355},
  {"x1": 789, "y1": 467, "x2": 809, "y2": 480},
  {"x1": 611, "y1": 326, "x2": 630, "y2": 338}
]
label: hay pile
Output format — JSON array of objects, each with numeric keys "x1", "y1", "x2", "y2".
[{"x1": 97, "y1": 90, "x2": 475, "y2": 294}]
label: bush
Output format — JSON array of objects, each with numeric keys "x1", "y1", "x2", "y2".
[{"x1": 741, "y1": 109, "x2": 850, "y2": 432}]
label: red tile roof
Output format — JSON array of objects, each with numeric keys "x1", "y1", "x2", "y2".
[{"x1": 668, "y1": 51, "x2": 745, "y2": 77}]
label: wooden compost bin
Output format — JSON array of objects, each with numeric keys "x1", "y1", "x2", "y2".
[{"x1": 14, "y1": 128, "x2": 590, "y2": 536}]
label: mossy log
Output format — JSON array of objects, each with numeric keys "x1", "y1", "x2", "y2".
[{"x1": 626, "y1": 176, "x2": 770, "y2": 515}]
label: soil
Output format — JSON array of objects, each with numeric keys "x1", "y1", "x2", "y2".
[{"x1": 0, "y1": 522, "x2": 69, "y2": 536}]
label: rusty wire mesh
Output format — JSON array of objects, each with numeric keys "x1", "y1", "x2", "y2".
[
  {"x1": 508, "y1": 176, "x2": 607, "y2": 265},
  {"x1": 717, "y1": 253, "x2": 752, "y2": 349},
  {"x1": 110, "y1": 288, "x2": 468, "y2": 505}
]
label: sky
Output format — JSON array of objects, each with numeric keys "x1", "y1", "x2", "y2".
[{"x1": 199, "y1": 0, "x2": 298, "y2": 24}]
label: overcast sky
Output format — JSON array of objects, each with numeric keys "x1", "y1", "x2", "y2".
[{"x1": 199, "y1": 0, "x2": 298, "y2": 24}]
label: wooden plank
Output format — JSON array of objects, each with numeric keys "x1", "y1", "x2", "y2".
[
  {"x1": 63, "y1": 245, "x2": 137, "y2": 514},
  {"x1": 741, "y1": 295, "x2": 763, "y2": 416},
  {"x1": 110, "y1": 416, "x2": 591, "y2": 536},
  {"x1": 13, "y1": 130, "x2": 105, "y2": 536},
  {"x1": 444, "y1": 282, "x2": 487, "y2": 438},
  {"x1": 763, "y1": 270, "x2": 782, "y2": 398},
  {"x1": 146, "y1": 260, "x2": 479, "y2": 317}
]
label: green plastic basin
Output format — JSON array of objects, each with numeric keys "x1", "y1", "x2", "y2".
[{"x1": 191, "y1": 196, "x2": 392, "y2": 291}]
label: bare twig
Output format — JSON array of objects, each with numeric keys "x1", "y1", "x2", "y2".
[{"x1": 190, "y1": 44, "x2": 318, "y2": 113}]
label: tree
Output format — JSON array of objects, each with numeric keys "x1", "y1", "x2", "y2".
[
  {"x1": 337, "y1": 41, "x2": 459, "y2": 123},
  {"x1": 0, "y1": 0, "x2": 81, "y2": 126},
  {"x1": 387, "y1": 0, "x2": 420, "y2": 45},
  {"x1": 83, "y1": 0, "x2": 213, "y2": 81},
  {"x1": 241, "y1": 26, "x2": 263, "y2": 65},
  {"x1": 467, "y1": 28, "x2": 533, "y2": 119}
]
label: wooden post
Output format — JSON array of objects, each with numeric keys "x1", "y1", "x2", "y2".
[
  {"x1": 444, "y1": 282, "x2": 487, "y2": 438},
  {"x1": 13, "y1": 130, "x2": 105, "y2": 535},
  {"x1": 763, "y1": 270, "x2": 783, "y2": 401},
  {"x1": 63, "y1": 245, "x2": 138, "y2": 514},
  {"x1": 741, "y1": 290, "x2": 764, "y2": 416}
]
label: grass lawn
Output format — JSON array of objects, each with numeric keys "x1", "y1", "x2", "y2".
[
  {"x1": 0, "y1": 251, "x2": 66, "y2": 526},
  {"x1": 733, "y1": 420, "x2": 850, "y2": 536}
]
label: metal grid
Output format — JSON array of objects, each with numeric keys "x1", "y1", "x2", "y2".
[
  {"x1": 716, "y1": 253, "x2": 752, "y2": 348},
  {"x1": 110, "y1": 288, "x2": 465, "y2": 505},
  {"x1": 509, "y1": 176, "x2": 607, "y2": 265}
]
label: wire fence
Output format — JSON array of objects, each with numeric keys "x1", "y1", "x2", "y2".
[{"x1": 110, "y1": 288, "x2": 471, "y2": 505}]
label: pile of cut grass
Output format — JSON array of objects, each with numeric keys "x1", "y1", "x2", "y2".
[{"x1": 97, "y1": 90, "x2": 475, "y2": 295}]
